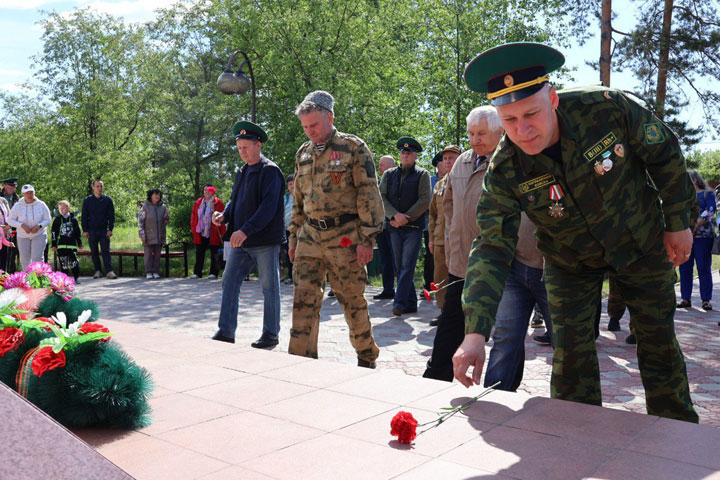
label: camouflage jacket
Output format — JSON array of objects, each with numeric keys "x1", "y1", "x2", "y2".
[
  {"x1": 289, "y1": 127, "x2": 384, "y2": 249},
  {"x1": 463, "y1": 86, "x2": 696, "y2": 339}
]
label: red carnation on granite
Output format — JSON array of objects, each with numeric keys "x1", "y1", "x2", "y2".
[
  {"x1": 79, "y1": 323, "x2": 111, "y2": 342},
  {"x1": 31, "y1": 347, "x2": 67, "y2": 377},
  {"x1": 0, "y1": 327, "x2": 25, "y2": 357},
  {"x1": 339, "y1": 237, "x2": 353, "y2": 247},
  {"x1": 390, "y1": 411, "x2": 418, "y2": 444}
]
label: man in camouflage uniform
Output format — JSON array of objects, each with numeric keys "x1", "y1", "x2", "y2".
[
  {"x1": 428, "y1": 145, "x2": 461, "y2": 323},
  {"x1": 453, "y1": 43, "x2": 698, "y2": 423},
  {"x1": 288, "y1": 91, "x2": 384, "y2": 368}
]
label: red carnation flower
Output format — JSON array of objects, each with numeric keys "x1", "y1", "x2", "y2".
[
  {"x1": 390, "y1": 411, "x2": 418, "y2": 444},
  {"x1": 423, "y1": 289, "x2": 432, "y2": 302},
  {"x1": 79, "y1": 322, "x2": 111, "y2": 342},
  {"x1": 339, "y1": 237, "x2": 353, "y2": 247},
  {"x1": 0, "y1": 327, "x2": 25, "y2": 357},
  {"x1": 31, "y1": 347, "x2": 66, "y2": 377}
]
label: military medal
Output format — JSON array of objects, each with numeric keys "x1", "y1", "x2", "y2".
[
  {"x1": 594, "y1": 161, "x2": 605, "y2": 175},
  {"x1": 613, "y1": 143, "x2": 625, "y2": 157},
  {"x1": 548, "y1": 184, "x2": 565, "y2": 218},
  {"x1": 601, "y1": 150, "x2": 613, "y2": 172}
]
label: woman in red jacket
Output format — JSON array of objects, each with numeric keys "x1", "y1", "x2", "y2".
[{"x1": 190, "y1": 184, "x2": 226, "y2": 278}]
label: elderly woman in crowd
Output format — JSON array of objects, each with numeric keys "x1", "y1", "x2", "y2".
[
  {"x1": 677, "y1": 170, "x2": 716, "y2": 311},
  {"x1": 190, "y1": 184, "x2": 226, "y2": 279},
  {"x1": 7, "y1": 184, "x2": 51, "y2": 270},
  {"x1": 139, "y1": 188, "x2": 170, "y2": 279}
]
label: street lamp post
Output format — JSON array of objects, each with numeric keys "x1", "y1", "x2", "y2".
[{"x1": 217, "y1": 50, "x2": 256, "y2": 122}]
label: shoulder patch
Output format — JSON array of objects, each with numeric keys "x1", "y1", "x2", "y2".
[{"x1": 643, "y1": 123, "x2": 665, "y2": 144}]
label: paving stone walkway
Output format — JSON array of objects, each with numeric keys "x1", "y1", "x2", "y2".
[{"x1": 75, "y1": 271, "x2": 720, "y2": 427}]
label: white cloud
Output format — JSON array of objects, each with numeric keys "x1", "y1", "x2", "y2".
[{"x1": 0, "y1": 0, "x2": 70, "y2": 9}]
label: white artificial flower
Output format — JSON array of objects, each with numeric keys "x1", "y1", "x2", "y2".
[
  {"x1": 0, "y1": 289, "x2": 27, "y2": 309},
  {"x1": 52, "y1": 312, "x2": 67, "y2": 329}
]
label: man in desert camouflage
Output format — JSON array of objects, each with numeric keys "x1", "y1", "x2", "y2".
[
  {"x1": 453, "y1": 42, "x2": 698, "y2": 423},
  {"x1": 288, "y1": 90, "x2": 384, "y2": 368}
]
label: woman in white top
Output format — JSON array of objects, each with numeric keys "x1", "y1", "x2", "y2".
[{"x1": 7, "y1": 184, "x2": 51, "y2": 270}]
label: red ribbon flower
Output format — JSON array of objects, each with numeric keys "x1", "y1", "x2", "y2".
[
  {"x1": 430, "y1": 282, "x2": 439, "y2": 291},
  {"x1": 0, "y1": 327, "x2": 25, "y2": 357},
  {"x1": 339, "y1": 237, "x2": 353, "y2": 247},
  {"x1": 390, "y1": 411, "x2": 418, "y2": 444},
  {"x1": 423, "y1": 289, "x2": 432, "y2": 302},
  {"x1": 31, "y1": 347, "x2": 67, "y2": 377},
  {"x1": 79, "y1": 322, "x2": 111, "y2": 342}
]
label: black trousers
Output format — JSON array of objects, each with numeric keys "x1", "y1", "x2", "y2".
[
  {"x1": 194, "y1": 236, "x2": 220, "y2": 277},
  {"x1": 423, "y1": 229, "x2": 434, "y2": 290},
  {"x1": 423, "y1": 274, "x2": 465, "y2": 382}
]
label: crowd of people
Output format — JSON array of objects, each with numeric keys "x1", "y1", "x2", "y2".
[{"x1": 5, "y1": 41, "x2": 717, "y2": 425}]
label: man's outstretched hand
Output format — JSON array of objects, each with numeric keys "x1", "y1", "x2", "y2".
[{"x1": 452, "y1": 333, "x2": 487, "y2": 388}]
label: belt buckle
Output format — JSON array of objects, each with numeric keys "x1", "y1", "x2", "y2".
[{"x1": 318, "y1": 219, "x2": 328, "y2": 230}]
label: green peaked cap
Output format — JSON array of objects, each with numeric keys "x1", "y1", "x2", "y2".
[
  {"x1": 232, "y1": 121, "x2": 268, "y2": 143},
  {"x1": 464, "y1": 42, "x2": 565, "y2": 106},
  {"x1": 396, "y1": 136, "x2": 422, "y2": 153}
]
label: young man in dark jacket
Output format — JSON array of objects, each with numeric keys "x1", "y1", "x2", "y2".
[{"x1": 211, "y1": 121, "x2": 285, "y2": 349}]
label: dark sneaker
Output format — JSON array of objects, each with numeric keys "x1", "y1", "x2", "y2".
[
  {"x1": 429, "y1": 316, "x2": 441, "y2": 326},
  {"x1": 530, "y1": 311, "x2": 544, "y2": 328},
  {"x1": 358, "y1": 359, "x2": 376, "y2": 369},
  {"x1": 373, "y1": 291, "x2": 395, "y2": 299},
  {"x1": 392, "y1": 307, "x2": 403, "y2": 316},
  {"x1": 607, "y1": 318, "x2": 621, "y2": 331},
  {"x1": 677, "y1": 299, "x2": 691, "y2": 308},
  {"x1": 211, "y1": 331, "x2": 235, "y2": 343},
  {"x1": 532, "y1": 333, "x2": 551, "y2": 345},
  {"x1": 251, "y1": 334, "x2": 279, "y2": 349},
  {"x1": 625, "y1": 334, "x2": 636, "y2": 345},
  {"x1": 702, "y1": 301, "x2": 713, "y2": 311}
]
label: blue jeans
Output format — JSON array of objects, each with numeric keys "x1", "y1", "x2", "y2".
[
  {"x1": 88, "y1": 231, "x2": 113, "y2": 273},
  {"x1": 679, "y1": 236, "x2": 713, "y2": 302},
  {"x1": 217, "y1": 244, "x2": 281, "y2": 338},
  {"x1": 389, "y1": 227, "x2": 423, "y2": 311},
  {"x1": 376, "y1": 228, "x2": 395, "y2": 293},
  {"x1": 484, "y1": 259, "x2": 553, "y2": 391}
]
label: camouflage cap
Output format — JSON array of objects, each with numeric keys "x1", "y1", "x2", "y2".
[
  {"x1": 432, "y1": 145, "x2": 462, "y2": 166},
  {"x1": 302, "y1": 90, "x2": 334, "y2": 114}
]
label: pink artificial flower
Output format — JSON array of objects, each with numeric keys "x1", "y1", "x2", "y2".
[{"x1": 3, "y1": 272, "x2": 30, "y2": 290}]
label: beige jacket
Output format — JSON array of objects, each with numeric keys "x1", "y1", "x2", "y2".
[
  {"x1": 428, "y1": 175, "x2": 448, "y2": 246},
  {"x1": 444, "y1": 149, "x2": 543, "y2": 277}
]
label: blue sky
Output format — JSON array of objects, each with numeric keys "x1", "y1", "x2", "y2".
[{"x1": 0, "y1": 0, "x2": 716, "y2": 148}]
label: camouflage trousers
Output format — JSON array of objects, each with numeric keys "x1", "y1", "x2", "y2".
[
  {"x1": 546, "y1": 245, "x2": 698, "y2": 423},
  {"x1": 433, "y1": 244, "x2": 448, "y2": 310},
  {"x1": 289, "y1": 243, "x2": 379, "y2": 363}
]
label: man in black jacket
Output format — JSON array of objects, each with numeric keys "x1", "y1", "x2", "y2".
[
  {"x1": 210, "y1": 121, "x2": 285, "y2": 348},
  {"x1": 379, "y1": 137, "x2": 432, "y2": 316},
  {"x1": 81, "y1": 179, "x2": 117, "y2": 279}
]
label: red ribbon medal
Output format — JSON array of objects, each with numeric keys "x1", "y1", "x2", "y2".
[{"x1": 548, "y1": 184, "x2": 565, "y2": 218}]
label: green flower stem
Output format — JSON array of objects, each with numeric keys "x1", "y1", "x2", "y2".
[{"x1": 417, "y1": 381, "x2": 501, "y2": 433}]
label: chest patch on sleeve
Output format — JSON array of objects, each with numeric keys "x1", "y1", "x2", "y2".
[
  {"x1": 583, "y1": 131, "x2": 618, "y2": 162},
  {"x1": 519, "y1": 173, "x2": 556, "y2": 194},
  {"x1": 644, "y1": 123, "x2": 665, "y2": 144}
]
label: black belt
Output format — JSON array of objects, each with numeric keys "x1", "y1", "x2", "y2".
[{"x1": 307, "y1": 214, "x2": 358, "y2": 230}]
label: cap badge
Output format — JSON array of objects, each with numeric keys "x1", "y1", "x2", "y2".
[
  {"x1": 503, "y1": 75, "x2": 514, "y2": 87},
  {"x1": 404, "y1": 143, "x2": 409, "y2": 148},
  {"x1": 240, "y1": 129, "x2": 246, "y2": 135}
]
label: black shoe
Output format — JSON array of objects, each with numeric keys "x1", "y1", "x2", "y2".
[
  {"x1": 404, "y1": 307, "x2": 418, "y2": 314},
  {"x1": 702, "y1": 301, "x2": 713, "y2": 311},
  {"x1": 677, "y1": 299, "x2": 691, "y2": 308},
  {"x1": 532, "y1": 333, "x2": 551, "y2": 345},
  {"x1": 211, "y1": 331, "x2": 235, "y2": 343},
  {"x1": 358, "y1": 359, "x2": 376, "y2": 369},
  {"x1": 373, "y1": 291, "x2": 395, "y2": 299},
  {"x1": 429, "y1": 316, "x2": 440, "y2": 326},
  {"x1": 327, "y1": 289, "x2": 335, "y2": 297},
  {"x1": 530, "y1": 318, "x2": 543, "y2": 328},
  {"x1": 392, "y1": 307, "x2": 403, "y2": 316},
  {"x1": 625, "y1": 334, "x2": 636, "y2": 345},
  {"x1": 251, "y1": 334, "x2": 279, "y2": 349},
  {"x1": 607, "y1": 318, "x2": 621, "y2": 331}
]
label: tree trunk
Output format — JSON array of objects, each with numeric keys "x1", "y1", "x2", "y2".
[
  {"x1": 656, "y1": 0, "x2": 674, "y2": 119},
  {"x1": 600, "y1": 0, "x2": 613, "y2": 87}
]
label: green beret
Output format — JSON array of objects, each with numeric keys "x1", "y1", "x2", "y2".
[
  {"x1": 464, "y1": 42, "x2": 565, "y2": 106},
  {"x1": 232, "y1": 121, "x2": 268, "y2": 143},
  {"x1": 396, "y1": 137, "x2": 422, "y2": 153}
]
